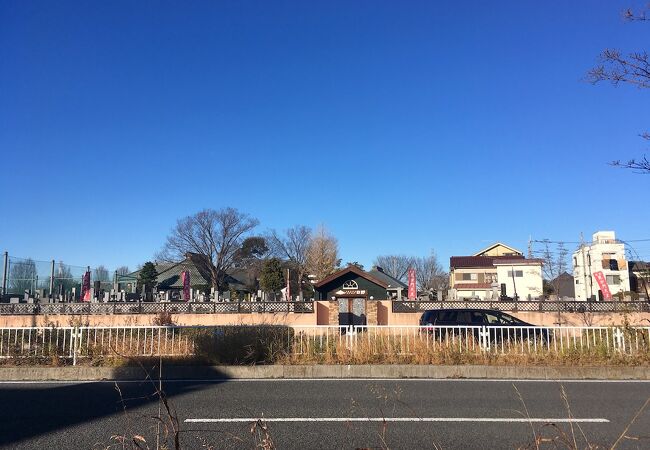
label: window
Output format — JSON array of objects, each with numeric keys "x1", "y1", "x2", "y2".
[
  {"x1": 437, "y1": 311, "x2": 457, "y2": 322},
  {"x1": 461, "y1": 273, "x2": 478, "y2": 281},
  {"x1": 499, "y1": 313, "x2": 525, "y2": 325},
  {"x1": 606, "y1": 275, "x2": 620, "y2": 285},
  {"x1": 575, "y1": 279, "x2": 580, "y2": 284},
  {"x1": 485, "y1": 313, "x2": 501, "y2": 324},
  {"x1": 507, "y1": 270, "x2": 523, "y2": 277}
]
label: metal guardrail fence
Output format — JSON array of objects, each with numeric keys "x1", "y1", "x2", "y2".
[
  {"x1": 392, "y1": 300, "x2": 650, "y2": 313},
  {"x1": 0, "y1": 301, "x2": 315, "y2": 315},
  {"x1": 1, "y1": 325, "x2": 649, "y2": 364}
]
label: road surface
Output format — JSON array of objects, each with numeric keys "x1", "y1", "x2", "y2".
[{"x1": 0, "y1": 377, "x2": 649, "y2": 449}]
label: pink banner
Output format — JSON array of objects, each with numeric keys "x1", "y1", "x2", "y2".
[
  {"x1": 593, "y1": 271, "x2": 612, "y2": 300},
  {"x1": 81, "y1": 271, "x2": 91, "y2": 302},
  {"x1": 182, "y1": 270, "x2": 190, "y2": 301},
  {"x1": 408, "y1": 267, "x2": 417, "y2": 300}
]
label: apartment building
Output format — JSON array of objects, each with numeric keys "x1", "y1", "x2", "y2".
[{"x1": 572, "y1": 231, "x2": 631, "y2": 301}]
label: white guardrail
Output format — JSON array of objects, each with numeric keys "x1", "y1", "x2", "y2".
[{"x1": 0, "y1": 325, "x2": 649, "y2": 365}]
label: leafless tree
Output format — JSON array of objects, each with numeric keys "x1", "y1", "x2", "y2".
[
  {"x1": 93, "y1": 265, "x2": 110, "y2": 282},
  {"x1": 158, "y1": 208, "x2": 259, "y2": 291},
  {"x1": 305, "y1": 225, "x2": 339, "y2": 282},
  {"x1": 413, "y1": 252, "x2": 449, "y2": 293},
  {"x1": 587, "y1": 6, "x2": 650, "y2": 173},
  {"x1": 116, "y1": 266, "x2": 130, "y2": 276},
  {"x1": 372, "y1": 255, "x2": 414, "y2": 283},
  {"x1": 9, "y1": 258, "x2": 37, "y2": 293},
  {"x1": 267, "y1": 225, "x2": 312, "y2": 299}
]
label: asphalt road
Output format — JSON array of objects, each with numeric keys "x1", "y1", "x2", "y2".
[{"x1": 0, "y1": 378, "x2": 649, "y2": 449}]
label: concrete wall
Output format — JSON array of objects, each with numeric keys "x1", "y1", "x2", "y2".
[
  {"x1": 0, "y1": 312, "x2": 319, "y2": 328},
  {"x1": 1, "y1": 304, "x2": 649, "y2": 327}
]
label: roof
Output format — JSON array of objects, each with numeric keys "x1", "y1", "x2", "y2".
[
  {"x1": 368, "y1": 266, "x2": 407, "y2": 289},
  {"x1": 473, "y1": 242, "x2": 523, "y2": 257},
  {"x1": 493, "y1": 258, "x2": 543, "y2": 266},
  {"x1": 450, "y1": 255, "x2": 526, "y2": 269},
  {"x1": 314, "y1": 265, "x2": 389, "y2": 289},
  {"x1": 630, "y1": 261, "x2": 650, "y2": 271}
]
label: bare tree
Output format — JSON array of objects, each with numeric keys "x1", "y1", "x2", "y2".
[
  {"x1": 305, "y1": 225, "x2": 339, "y2": 282},
  {"x1": 372, "y1": 255, "x2": 414, "y2": 283},
  {"x1": 158, "y1": 208, "x2": 259, "y2": 291},
  {"x1": 9, "y1": 258, "x2": 37, "y2": 293},
  {"x1": 116, "y1": 266, "x2": 130, "y2": 276},
  {"x1": 267, "y1": 225, "x2": 312, "y2": 299},
  {"x1": 413, "y1": 252, "x2": 449, "y2": 293},
  {"x1": 539, "y1": 240, "x2": 569, "y2": 299},
  {"x1": 587, "y1": 6, "x2": 650, "y2": 173},
  {"x1": 93, "y1": 265, "x2": 110, "y2": 283}
]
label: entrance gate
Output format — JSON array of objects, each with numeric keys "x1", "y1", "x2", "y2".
[{"x1": 338, "y1": 297, "x2": 366, "y2": 326}]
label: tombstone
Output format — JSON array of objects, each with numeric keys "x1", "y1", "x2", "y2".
[
  {"x1": 24, "y1": 291, "x2": 29, "y2": 302},
  {"x1": 10, "y1": 297, "x2": 19, "y2": 304},
  {"x1": 27, "y1": 297, "x2": 33, "y2": 304},
  {"x1": 103, "y1": 292, "x2": 110, "y2": 302}
]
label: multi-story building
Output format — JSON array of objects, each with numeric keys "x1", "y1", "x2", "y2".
[
  {"x1": 572, "y1": 231, "x2": 631, "y2": 301},
  {"x1": 449, "y1": 243, "x2": 543, "y2": 300}
]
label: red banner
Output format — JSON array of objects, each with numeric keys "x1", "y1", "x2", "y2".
[
  {"x1": 81, "y1": 271, "x2": 91, "y2": 302},
  {"x1": 181, "y1": 270, "x2": 190, "y2": 301},
  {"x1": 593, "y1": 271, "x2": 612, "y2": 300},
  {"x1": 407, "y1": 268, "x2": 417, "y2": 300}
]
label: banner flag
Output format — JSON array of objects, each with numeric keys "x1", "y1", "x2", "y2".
[
  {"x1": 407, "y1": 268, "x2": 417, "y2": 300},
  {"x1": 593, "y1": 271, "x2": 612, "y2": 300},
  {"x1": 182, "y1": 270, "x2": 190, "y2": 302},
  {"x1": 81, "y1": 271, "x2": 91, "y2": 302}
]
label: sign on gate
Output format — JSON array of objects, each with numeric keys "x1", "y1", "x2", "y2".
[{"x1": 408, "y1": 268, "x2": 416, "y2": 299}]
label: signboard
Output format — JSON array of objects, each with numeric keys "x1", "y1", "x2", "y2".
[
  {"x1": 181, "y1": 270, "x2": 190, "y2": 301},
  {"x1": 593, "y1": 271, "x2": 612, "y2": 300},
  {"x1": 408, "y1": 268, "x2": 417, "y2": 300},
  {"x1": 81, "y1": 271, "x2": 91, "y2": 302},
  {"x1": 334, "y1": 289, "x2": 366, "y2": 296}
]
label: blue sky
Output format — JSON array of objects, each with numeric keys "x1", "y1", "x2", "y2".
[{"x1": 1, "y1": 1, "x2": 649, "y2": 271}]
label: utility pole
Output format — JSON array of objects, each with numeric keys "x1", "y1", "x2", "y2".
[
  {"x1": 1, "y1": 252, "x2": 8, "y2": 296},
  {"x1": 527, "y1": 236, "x2": 532, "y2": 259},
  {"x1": 580, "y1": 232, "x2": 591, "y2": 301},
  {"x1": 49, "y1": 260, "x2": 55, "y2": 302}
]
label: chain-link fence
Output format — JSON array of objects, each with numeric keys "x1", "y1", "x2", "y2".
[{"x1": 1, "y1": 252, "x2": 131, "y2": 302}]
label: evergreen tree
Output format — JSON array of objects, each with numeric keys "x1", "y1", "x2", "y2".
[
  {"x1": 138, "y1": 262, "x2": 158, "y2": 294},
  {"x1": 259, "y1": 258, "x2": 285, "y2": 299}
]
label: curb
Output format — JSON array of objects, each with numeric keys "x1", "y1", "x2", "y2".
[{"x1": 0, "y1": 365, "x2": 649, "y2": 381}]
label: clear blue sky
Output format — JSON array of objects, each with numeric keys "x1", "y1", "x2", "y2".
[{"x1": 1, "y1": 0, "x2": 649, "y2": 271}]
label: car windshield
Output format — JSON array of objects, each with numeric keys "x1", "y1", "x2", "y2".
[{"x1": 499, "y1": 313, "x2": 526, "y2": 325}]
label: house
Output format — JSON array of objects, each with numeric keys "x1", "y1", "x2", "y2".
[
  {"x1": 629, "y1": 261, "x2": 650, "y2": 299},
  {"x1": 313, "y1": 265, "x2": 395, "y2": 326},
  {"x1": 572, "y1": 231, "x2": 631, "y2": 301},
  {"x1": 547, "y1": 272, "x2": 576, "y2": 299},
  {"x1": 449, "y1": 243, "x2": 543, "y2": 300},
  {"x1": 128, "y1": 253, "x2": 253, "y2": 300}
]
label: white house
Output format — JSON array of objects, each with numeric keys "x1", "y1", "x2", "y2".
[
  {"x1": 493, "y1": 259, "x2": 544, "y2": 301},
  {"x1": 572, "y1": 231, "x2": 631, "y2": 301}
]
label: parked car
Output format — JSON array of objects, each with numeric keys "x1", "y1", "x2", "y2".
[{"x1": 419, "y1": 308, "x2": 548, "y2": 342}]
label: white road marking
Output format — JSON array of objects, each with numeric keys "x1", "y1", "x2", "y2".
[
  {"x1": 185, "y1": 417, "x2": 610, "y2": 423},
  {"x1": 0, "y1": 378, "x2": 648, "y2": 384}
]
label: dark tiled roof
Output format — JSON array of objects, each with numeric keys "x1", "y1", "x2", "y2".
[
  {"x1": 368, "y1": 267, "x2": 407, "y2": 289},
  {"x1": 314, "y1": 265, "x2": 389, "y2": 289},
  {"x1": 450, "y1": 255, "x2": 525, "y2": 268}
]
